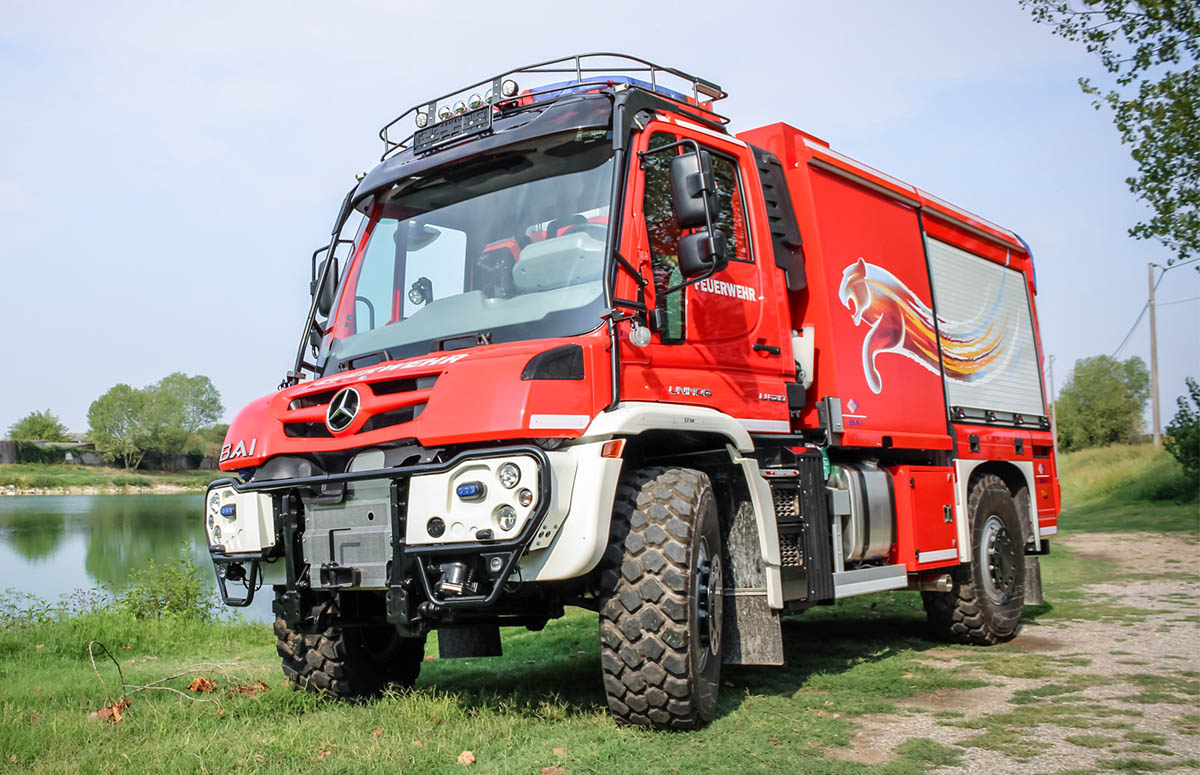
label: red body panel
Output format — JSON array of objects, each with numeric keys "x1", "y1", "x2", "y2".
[
  {"x1": 889, "y1": 465, "x2": 959, "y2": 570},
  {"x1": 219, "y1": 330, "x2": 610, "y2": 471}
]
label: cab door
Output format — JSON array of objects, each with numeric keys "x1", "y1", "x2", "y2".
[{"x1": 619, "y1": 120, "x2": 791, "y2": 431}]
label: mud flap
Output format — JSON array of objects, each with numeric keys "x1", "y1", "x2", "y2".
[
  {"x1": 437, "y1": 624, "x2": 502, "y2": 659},
  {"x1": 721, "y1": 497, "x2": 784, "y2": 665},
  {"x1": 1024, "y1": 556, "x2": 1044, "y2": 606}
]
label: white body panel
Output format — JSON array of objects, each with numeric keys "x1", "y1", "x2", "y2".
[{"x1": 952, "y1": 459, "x2": 1039, "y2": 561}]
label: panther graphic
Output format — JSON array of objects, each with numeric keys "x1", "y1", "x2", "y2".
[{"x1": 837, "y1": 258, "x2": 1010, "y2": 394}]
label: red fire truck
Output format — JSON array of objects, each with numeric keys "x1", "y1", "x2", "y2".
[{"x1": 205, "y1": 54, "x2": 1060, "y2": 730}]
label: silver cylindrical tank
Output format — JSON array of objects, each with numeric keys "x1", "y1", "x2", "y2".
[{"x1": 827, "y1": 461, "x2": 894, "y2": 565}]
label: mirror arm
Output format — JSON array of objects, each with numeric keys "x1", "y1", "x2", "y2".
[
  {"x1": 613, "y1": 249, "x2": 648, "y2": 288},
  {"x1": 660, "y1": 260, "x2": 718, "y2": 297}
]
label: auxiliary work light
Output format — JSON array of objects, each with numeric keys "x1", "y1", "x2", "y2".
[
  {"x1": 494, "y1": 505, "x2": 517, "y2": 531},
  {"x1": 497, "y1": 462, "x2": 521, "y2": 489},
  {"x1": 415, "y1": 111, "x2": 429, "y2": 128}
]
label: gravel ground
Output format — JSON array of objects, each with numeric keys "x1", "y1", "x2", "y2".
[{"x1": 830, "y1": 532, "x2": 1200, "y2": 773}]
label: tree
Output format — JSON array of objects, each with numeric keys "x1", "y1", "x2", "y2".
[
  {"x1": 140, "y1": 373, "x2": 224, "y2": 464},
  {"x1": 1056, "y1": 354, "x2": 1151, "y2": 450},
  {"x1": 7, "y1": 409, "x2": 70, "y2": 442},
  {"x1": 88, "y1": 384, "x2": 148, "y2": 468},
  {"x1": 87, "y1": 375, "x2": 224, "y2": 469},
  {"x1": 1164, "y1": 376, "x2": 1199, "y2": 480},
  {"x1": 156, "y1": 373, "x2": 223, "y2": 437},
  {"x1": 1022, "y1": 1, "x2": 1199, "y2": 261}
]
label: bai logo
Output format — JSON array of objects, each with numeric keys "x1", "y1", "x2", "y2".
[
  {"x1": 844, "y1": 397, "x2": 865, "y2": 427},
  {"x1": 219, "y1": 438, "x2": 257, "y2": 463}
]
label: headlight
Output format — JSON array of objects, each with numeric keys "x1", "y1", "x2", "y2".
[{"x1": 497, "y1": 462, "x2": 521, "y2": 489}]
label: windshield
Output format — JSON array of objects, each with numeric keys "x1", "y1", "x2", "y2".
[{"x1": 321, "y1": 129, "x2": 614, "y2": 372}]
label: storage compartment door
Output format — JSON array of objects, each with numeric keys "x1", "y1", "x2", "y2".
[
  {"x1": 925, "y1": 237, "x2": 1046, "y2": 420},
  {"x1": 890, "y1": 465, "x2": 958, "y2": 570}
]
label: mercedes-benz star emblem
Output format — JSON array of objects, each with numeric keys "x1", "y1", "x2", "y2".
[{"x1": 326, "y1": 387, "x2": 361, "y2": 433}]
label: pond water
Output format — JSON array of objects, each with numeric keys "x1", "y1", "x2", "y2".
[{"x1": 0, "y1": 494, "x2": 273, "y2": 621}]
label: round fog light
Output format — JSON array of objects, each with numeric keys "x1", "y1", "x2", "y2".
[
  {"x1": 497, "y1": 462, "x2": 521, "y2": 489},
  {"x1": 517, "y1": 488, "x2": 534, "y2": 507},
  {"x1": 488, "y1": 556, "x2": 504, "y2": 574},
  {"x1": 494, "y1": 505, "x2": 517, "y2": 531}
]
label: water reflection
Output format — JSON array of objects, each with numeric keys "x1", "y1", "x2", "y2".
[{"x1": 0, "y1": 494, "x2": 272, "y2": 621}]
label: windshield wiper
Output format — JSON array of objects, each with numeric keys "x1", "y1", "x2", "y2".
[{"x1": 433, "y1": 331, "x2": 493, "y2": 352}]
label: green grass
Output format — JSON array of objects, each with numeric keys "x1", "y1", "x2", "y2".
[
  {"x1": 0, "y1": 598, "x2": 990, "y2": 774},
  {"x1": 1055, "y1": 444, "x2": 1198, "y2": 533},
  {"x1": 0, "y1": 464, "x2": 224, "y2": 492},
  {"x1": 0, "y1": 443, "x2": 1194, "y2": 771}
]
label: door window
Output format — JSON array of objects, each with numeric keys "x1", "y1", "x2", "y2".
[{"x1": 641, "y1": 131, "x2": 753, "y2": 343}]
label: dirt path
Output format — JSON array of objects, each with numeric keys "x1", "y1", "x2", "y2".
[{"x1": 830, "y1": 532, "x2": 1200, "y2": 773}]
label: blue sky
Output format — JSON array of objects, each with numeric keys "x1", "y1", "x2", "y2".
[{"x1": 0, "y1": 0, "x2": 1195, "y2": 436}]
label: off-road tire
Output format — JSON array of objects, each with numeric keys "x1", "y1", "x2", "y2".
[
  {"x1": 274, "y1": 618, "x2": 425, "y2": 698},
  {"x1": 923, "y1": 474, "x2": 1025, "y2": 645},
  {"x1": 598, "y1": 466, "x2": 723, "y2": 730}
]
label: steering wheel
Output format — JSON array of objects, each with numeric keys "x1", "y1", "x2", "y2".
[{"x1": 563, "y1": 221, "x2": 608, "y2": 242}]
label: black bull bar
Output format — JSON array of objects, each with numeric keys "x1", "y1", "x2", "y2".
[{"x1": 206, "y1": 445, "x2": 553, "y2": 628}]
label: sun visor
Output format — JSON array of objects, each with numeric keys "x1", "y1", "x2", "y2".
[{"x1": 352, "y1": 95, "x2": 614, "y2": 213}]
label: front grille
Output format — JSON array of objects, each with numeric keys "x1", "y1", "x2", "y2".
[
  {"x1": 283, "y1": 422, "x2": 333, "y2": 439},
  {"x1": 358, "y1": 403, "x2": 426, "y2": 433},
  {"x1": 289, "y1": 389, "x2": 339, "y2": 411},
  {"x1": 370, "y1": 374, "x2": 438, "y2": 396}
]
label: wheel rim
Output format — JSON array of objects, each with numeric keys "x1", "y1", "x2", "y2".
[
  {"x1": 980, "y1": 514, "x2": 1017, "y2": 604},
  {"x1": 694, "y1": 537, "x2": 723, "y2": 669}
]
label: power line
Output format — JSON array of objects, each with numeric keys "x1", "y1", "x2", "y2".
[
  {"x1": 1110, "y1": 265, "x2": 1192, "y2": 358},
  {"x1": 1156, "y1": 295, "x2": 1200, "y2": 307},
  {"x1": 1112, "y1": 301, "x2": 1149, "y2": 357}
]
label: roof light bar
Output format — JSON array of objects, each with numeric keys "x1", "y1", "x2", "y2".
[{"x1": 378, "y1": 53, "x2": 728, "y2": 160}]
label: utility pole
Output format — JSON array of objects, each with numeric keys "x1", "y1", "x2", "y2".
[
  {"x1": 1048, "y1": 354, "x2": 1058, "y2": 450},
  {"x1": 1148, "y1": 262, "x2": 1161, "y2": 449}
]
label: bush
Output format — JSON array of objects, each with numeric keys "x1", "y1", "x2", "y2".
[
  {"x1": 117, "y1": 548, "x2": 216, "y2": 621},
  {"x1": 1165, "y1": 377, "x2": 1199, "y2": 484},
  {"x1": 14, "y1": 442, "x2": 68, "y2": 465}
]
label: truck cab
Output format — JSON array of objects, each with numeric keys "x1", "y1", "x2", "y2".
[{"x1": 206, "y1": 54, "x2": 1059, "y2": 731}]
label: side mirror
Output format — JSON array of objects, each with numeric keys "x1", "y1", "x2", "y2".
[
  {"x1": 313, "y1": 257, "x2": 339, "y2": 317},
  {"x1": 669, "y1": 150, "x2": 717, "y2": 229},
  {"x1": 678, "y1": 229, "x2": 728, "y2": 278}
]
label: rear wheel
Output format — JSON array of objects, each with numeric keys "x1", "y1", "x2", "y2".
[
  {"x1": 598, "y1": 466, "x2": 723, "y2": 730},
  {"x1": 923, "y1": 474, "x2": 1025, "y2": 645},
  {"x1": 275, "y1": 618, "x2": 425, "y2": 698}
]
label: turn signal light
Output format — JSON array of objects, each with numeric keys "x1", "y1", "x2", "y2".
[{"x1": 600, "y1": 439, "x2": 626, "y2": 459}]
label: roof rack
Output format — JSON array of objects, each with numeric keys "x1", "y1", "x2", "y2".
[{"x1": 377, "y1": 53, "x2": 728, "y2": 161}]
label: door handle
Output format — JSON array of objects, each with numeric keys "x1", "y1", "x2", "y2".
[{"x1": 753, "y1": 344, "x2": 781, "y2": 355}]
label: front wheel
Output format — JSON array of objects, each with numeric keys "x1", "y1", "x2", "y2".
[
  {"x1": 598, "y1": 466, "x2": 723, "y2": 730},
  {"x1": 275, "y1": 617, "x2": 425, "y2": 698},
  {"x1": 923, "y1": 474, "x2": 1025, "y2": 645}
]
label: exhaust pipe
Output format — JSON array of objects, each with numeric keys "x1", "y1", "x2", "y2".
[{"x1": 914, "y1": 574, "x2": 953, "y2": 593}]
